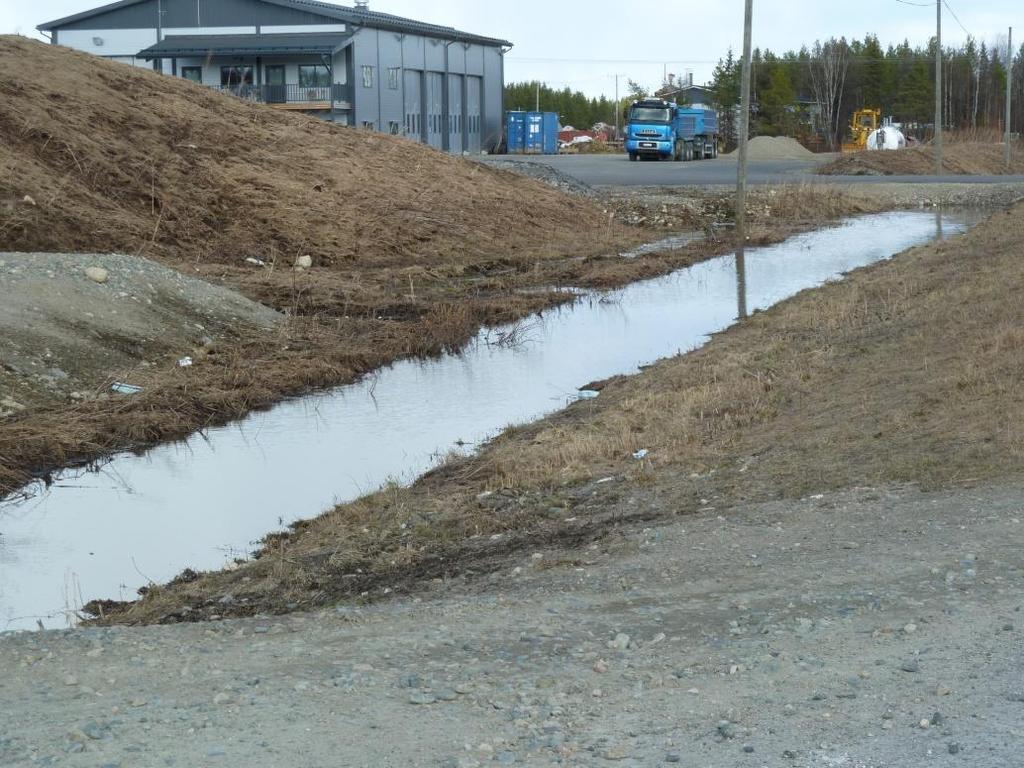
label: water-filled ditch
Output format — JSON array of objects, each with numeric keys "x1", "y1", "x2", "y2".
[{"x1": 0, "y1": 209, "x2": 984, "y2": 631}]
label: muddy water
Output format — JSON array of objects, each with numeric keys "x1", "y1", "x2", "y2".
[{"x1": 0, "y1": 210, "x2": 982, "y2": 631}]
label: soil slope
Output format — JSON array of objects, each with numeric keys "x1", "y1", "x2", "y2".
[
  {"x1": 819, "y1": 141, "x2": 1024, "y2": 175},
  {"x1": 0, "y1": 36, "x2": 615, "y2": 271}
]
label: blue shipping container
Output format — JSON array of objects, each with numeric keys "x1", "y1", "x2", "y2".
[
  {"x1": 506, "y1": 111, "x2": 527, "y2": 154},
  {"x1": 524, "y1": 111, "x2": 559, "y2": 154}
]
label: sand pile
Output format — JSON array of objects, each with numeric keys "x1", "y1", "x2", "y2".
[
  {"x1": 725, "y1": 136, "x2": 816, "y2": 161},
  {"x1": 0, "y1": 36, "x2": 612, "y2": 270}
]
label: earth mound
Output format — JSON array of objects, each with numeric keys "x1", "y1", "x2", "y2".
[
  {"x1": 0, "y1": 36, "x2": 613, "y2": 271},
  {"x1": 818, "y1": 142, "x2": 1024, "y2": 176}
]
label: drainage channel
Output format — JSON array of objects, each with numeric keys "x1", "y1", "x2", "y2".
[{"x1": 0, "y1": 209, "x2": 984, "y2": 631}]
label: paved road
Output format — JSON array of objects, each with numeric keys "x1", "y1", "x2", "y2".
[{"x1": 483, "y1": 153, "x2": 1024, "y2": 187}]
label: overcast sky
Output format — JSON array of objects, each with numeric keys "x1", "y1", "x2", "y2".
[{"x1": 6, "y1": 1, "x2": 1020, "y2": 96}]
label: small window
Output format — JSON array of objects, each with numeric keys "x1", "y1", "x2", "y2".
[
  {"x1": 220, "y1": 66, "x2": 253, "y2": 86},
  {"x1": 388, "y1": 120, "x2": 400, "y2": 135},
  {"x1": 362, "y1": 120, "x2": 375, "y2": 130},
  {"x1": 361, "y1": 65, "x2": 374, "y2": 88},
  {"x1": 298, "y1": 64, "x2": 330, "y2": 88},
  {"x1": 181, "y1": 66, "x2": 202, "y2": 83},
  {"x1": 387, "y1": 67, "x2": 400, "y2": 90}
]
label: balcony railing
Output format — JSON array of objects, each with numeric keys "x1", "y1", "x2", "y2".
[{"x1": 207, "y1": 83, "x2": 352, "y2": 109}]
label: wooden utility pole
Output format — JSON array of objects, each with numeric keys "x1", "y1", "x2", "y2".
[
  {"x1": 935, "y1": 0, "x2": 943, "y2": 175},
  {"x1": 1007, "y1": 27, "x2": 1014, "y2": 170},
  {"x1": 735, "y1": 0, "x2": 753, "y2": 321},
  {"x1": 614, "y1": 74, "x2": 620, "y2": 142},
  {"x1": 736, "y1": 0, "x2": 754, "y2": 243},
  {"x1": 535, "y1": 81, "x2": 540, "y2": 112}
]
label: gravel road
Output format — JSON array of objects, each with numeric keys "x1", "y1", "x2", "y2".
[{"x1": 2, "y1": 483, "x2": 1022, "y2": 767}]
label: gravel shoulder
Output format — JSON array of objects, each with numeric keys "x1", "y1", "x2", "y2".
[{"x1": 2, "y1": 483, "x2": 1021, "y2": 767}]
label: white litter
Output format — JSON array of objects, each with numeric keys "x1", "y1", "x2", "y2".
[
  {"x1": 111, "y1": 382, "x2": 143, "y2": 395},
  {"x1": 632, "y1": 449, "x2": 649, "y2": 460}
]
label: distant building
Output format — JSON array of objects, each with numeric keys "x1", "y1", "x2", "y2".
[{"x1": 38, "y1": 0, "x2": 512, "y2": 153}]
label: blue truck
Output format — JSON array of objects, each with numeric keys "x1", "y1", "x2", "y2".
[{"x1": 624, "y1": 99, "x2": 719, "y2": 162}]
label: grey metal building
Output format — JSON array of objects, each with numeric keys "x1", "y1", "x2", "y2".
[{"x1": 38, "y1": 0, "x2": 511, "y2": 153}]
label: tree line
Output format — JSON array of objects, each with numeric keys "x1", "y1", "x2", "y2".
[
  {"x1": 503, "y1": 80, "x2": 649, "y2": 131},
  {"x1": 710, "y1": 35, "x2": 1024, "y2": 150}
]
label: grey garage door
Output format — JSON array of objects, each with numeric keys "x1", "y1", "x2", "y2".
[
  {"x1": 447, "y1": 74, "x2": 464, "y2": 153},
  {"x1": 426, "y1": 72, "x2": 444, "y2": 150},
  {"x1": 466, "y1": 76, "x2": 482, "y2": 154},
  {"x1": 404, "y1": 69, "x2": 422, "y2": 142}
]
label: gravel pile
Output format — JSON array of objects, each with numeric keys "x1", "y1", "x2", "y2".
[
  {"x1": 725, "y1": 136, "x2": 816, "y2": 161},
  {"x1": 0, "y1": 251, "x2": 281, "y2": 414},
  {"x1": 480, "y1": 159, "x2": 597, "y2": 197}
]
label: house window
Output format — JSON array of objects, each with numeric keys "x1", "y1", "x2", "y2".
[
  {"x1": 388, "y1": 120, "x2": 400, "y2": 135},
  {"x1": 387, "y1": 67, "x2": 400, "y2": 90},
  {"x1": 298, "y1": 65, "x2": 330, "y2": 88},
  {"x1": 361, "y1": 65, "x2": 374, "y2": 88},
  {"x1": 220, "y1": 66, "x2": 253, "y2": 86},
  {"x1": 181, "y1": 66, "x2": 202, "y2": 83}
]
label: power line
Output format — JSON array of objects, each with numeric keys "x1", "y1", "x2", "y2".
[
  {"x1": 509, "y1": 55, "x2": 974, "y2": 67},
  {"x1": 896, "y1": 0, "x2": 973, "y2": 38},
  {"x1": 942, "y1": 0, "x2": 972, "y2": 38}
]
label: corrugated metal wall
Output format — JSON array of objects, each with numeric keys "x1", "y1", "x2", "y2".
[{"x1": 352, "y1": 28, "x2": 504, "y2": 153}]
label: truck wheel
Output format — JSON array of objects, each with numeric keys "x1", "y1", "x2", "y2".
[
  {"x1": 673, "y1": 141, "x2": 682, "y2": 161},
  {"x1": 628, "y1": 152, "x2": 638, "y2": 162},
  {"x1": 685, "y1": 144, "x2": 693, "y2": 161}
]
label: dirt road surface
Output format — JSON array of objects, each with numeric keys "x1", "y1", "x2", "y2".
[{"x1": 3, "y1": 483, "x2": 1021, "y2": 767}]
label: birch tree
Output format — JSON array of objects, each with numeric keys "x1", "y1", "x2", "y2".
[{"x1": 809, "y1": 38, "x2": 851, "y2": 149}]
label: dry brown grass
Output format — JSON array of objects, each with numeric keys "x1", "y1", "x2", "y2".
[
  {"x1": 103, "y1": 202, "x2": 1024, "y2": 625},
  {"x1": 0, "y1": 36, "x2": 634, "y2": 270},
  {"x1": 819, "y1": 140, "x2": 1024, "y2": 176}
]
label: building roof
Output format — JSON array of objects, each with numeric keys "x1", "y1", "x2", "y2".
[
  {"x1": 38, "y1": 0, "x2": 142, "y2": 29},
  {"x1": 138, "y1": 31, "x2": 353, "y2": 58},
  {"x1": 38, "y1": 0, "x2": 512, "y2": 46}
]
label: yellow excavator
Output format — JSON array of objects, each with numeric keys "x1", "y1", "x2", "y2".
[{"x1": 842, "y1": 108, "x2": 881, "y2": 152}]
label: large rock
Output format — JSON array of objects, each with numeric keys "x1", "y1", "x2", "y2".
[{"x1": 84, "y1": 266, "x2": 109, "y2": 284}]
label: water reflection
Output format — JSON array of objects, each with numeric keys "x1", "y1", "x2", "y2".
[
  {"x1": 0, "y1": 210, "x2": 986, "y2": 631},
  {"x1": 735, "y1": 246, "x2": 748, "y2": 320}
]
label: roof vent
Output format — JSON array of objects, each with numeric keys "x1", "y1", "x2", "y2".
[{"x1": 354, "y1": 0, "x2": 369, "y2": 8}]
